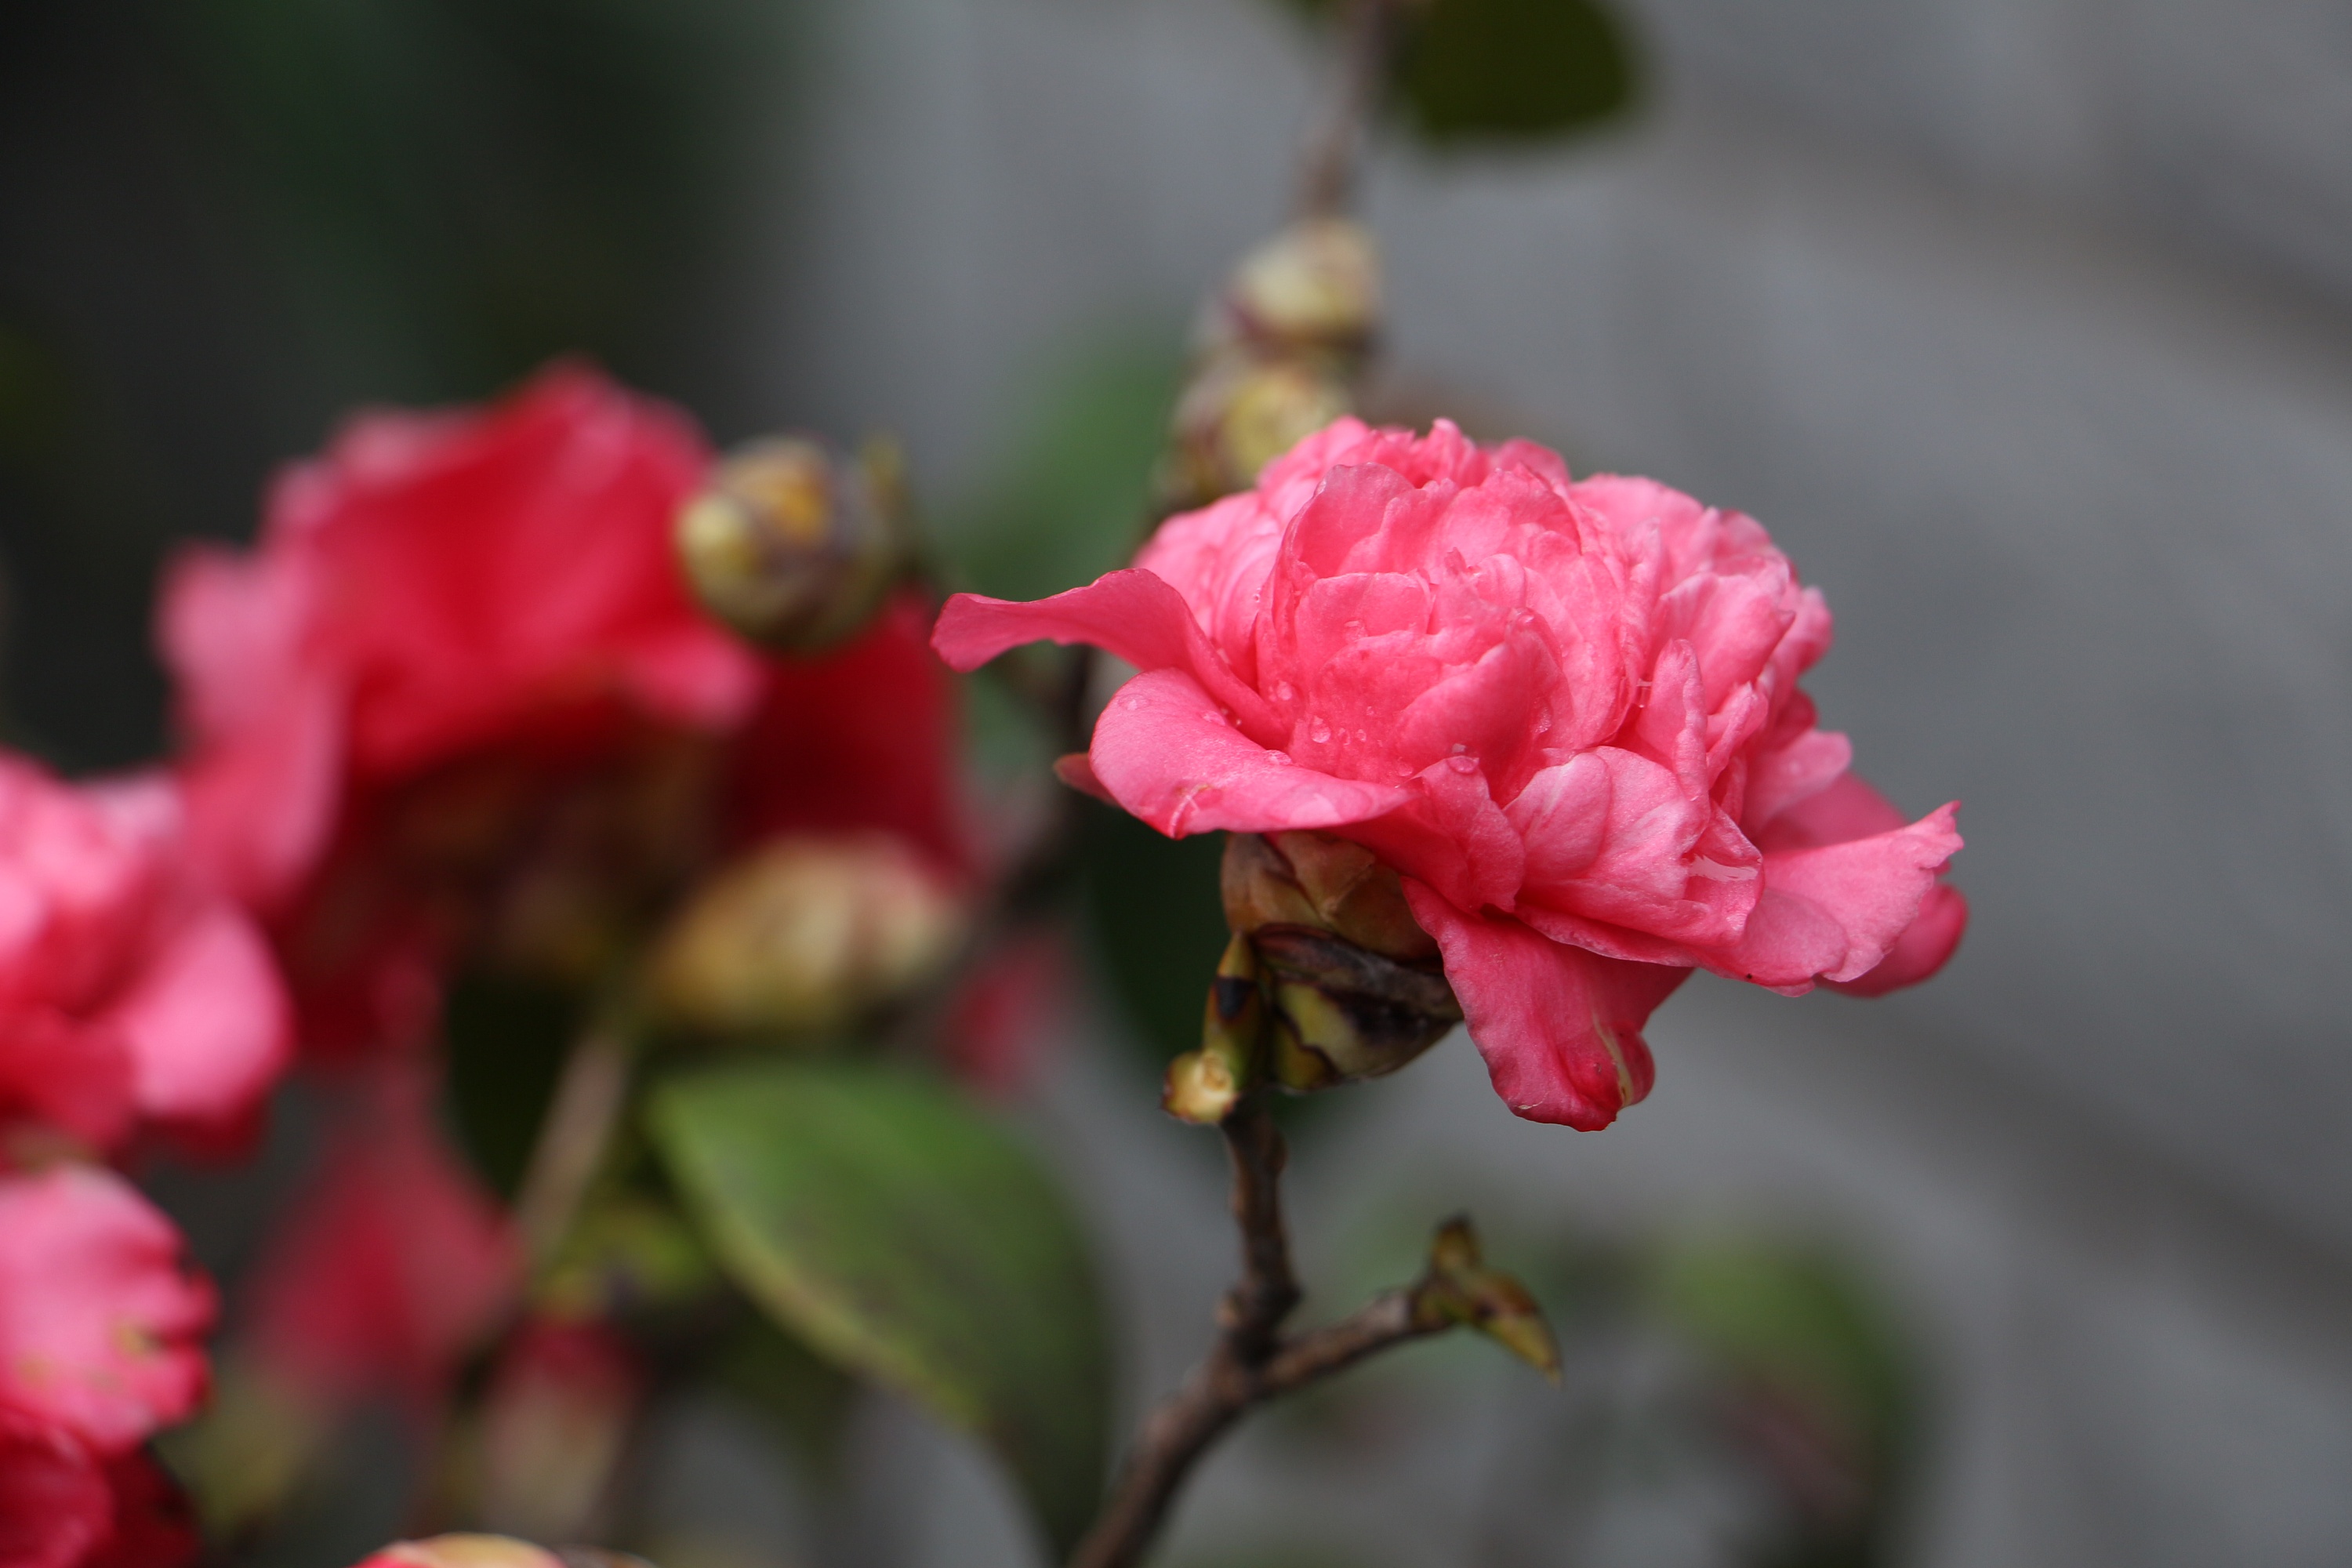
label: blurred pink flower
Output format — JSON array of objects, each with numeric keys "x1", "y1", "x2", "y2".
[
  {"x1": 158, "y1": 365, "x2": 968, "y2": 1059},
  {"x1": 940, "y1": 926, "x2": 1075, "y2": 1097},
  {"x1": 163, "y1": 362, "x2": 762, "y2": 915},
  {"x1": 727, "y1": 590, "x2": 971, "y2": 880},
  {"x1": 158, "y1": 365, "x2": 761, "y2": 1055},
  {"x1": 937, "y1": 419, "x2": 1965, "y2": 1129},
  {"x1": 238, "y1": 1064, "x2": 520, "y2": 1421},
  {"x1": 0, "y1": 1411, "x2": 197, "y2": 1568},
  {"x1": 0, "y1": 1165, "x2": 214, "y2": 1454},
  {"x1": 0, "y1": 759, "x2": 290, "y2": 1155}
]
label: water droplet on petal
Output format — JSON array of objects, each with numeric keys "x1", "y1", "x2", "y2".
[
  {"x1": 1267, "y1": 750, "x2": 1293, "y2": 767},
  {"x1": 1446, "y1": 753, "x2": 1478, "y2": 774},
  {"x1": 1309, "y1": 717, "x2": 1332, "y2": 744},
  {"x1": 1271, "y1": 681, "x2": 1296, "y2": 703}
]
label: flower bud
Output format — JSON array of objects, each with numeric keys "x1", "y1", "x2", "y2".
[
  {"x1": 675, "y1": 435, "x2": 910, "y2": 652},
  {"x1": 1413, "y1": 1216, "x2": 1561, "y2": 1383},
  {"x1": 1254, "y1": 924, "x2": 1460, "y2": 1091},
  {"x1": 1155, "y1": 220, "x2": 1383, "y2": 514},
  {"x1": 1163, "y1": 934, "x2": 1264, "y2": 1124},
  {"x1": 1220, "y1": 832, "x2": 1460, "y2": 1092},
  {"x1": 355, "y1": 1537, "x2": 566, "y2": 1568},
  {"x1": 1160, "y1": 353, "x2": 1355, "y2": 514},
  {"x1": 1221, "y1": 830, "x2": 1438, "y2": 963},
  {"x1": 1219, "y1": 217, "x2": 1381, "y2": 356},
  {"x1": 648, "y1": 833, "x2": 964, "y2": 1037},
  {"x1": 476, "y1": 1319, "x2": 642, "y2": 1541}
]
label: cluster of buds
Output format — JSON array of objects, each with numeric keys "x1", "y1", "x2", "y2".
[
  {"x1": 1156, "y1": 217, "x2": 1382, "y2": 512},
  {"x1": 674, "y1": 434, "x2": 913, "y2": 652},
  {"x1": 1166, "y1": 829, "x2": 1461, "y2": 1123}
]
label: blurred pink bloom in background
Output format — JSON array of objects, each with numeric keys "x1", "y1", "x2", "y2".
[{"x1": 0, "y1": 757, "x2": 289, "y2": 1156}]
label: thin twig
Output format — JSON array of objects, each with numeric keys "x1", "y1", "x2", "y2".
[
  {"x1": 512, "y1": 1023, "x2": 633, "y2": 1272},
  {"x1": 1297, "y1": 0, "x2": 1400, "y2": 220},
  {"x1": 1066, "y1": 1102, "x2": 1446, "y2": 1568}
]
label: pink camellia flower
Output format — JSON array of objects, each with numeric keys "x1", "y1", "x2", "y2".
[
  {"x1": 935, "y1": 419, "x2": 1965, "y2": 1129},
  {"x1": 0, "y1": 1165, "x2": 215, "y2": 1454},
  {"x1": 0, "y1": 757, "x2": 289, "y2": 1155}
]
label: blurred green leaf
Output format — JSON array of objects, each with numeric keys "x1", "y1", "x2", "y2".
[
  {"x1": 1650, "y1": 1241, "x2": 1909, "y2": 1438},
  {"x1": 1650, "y1": 1240, "x2": 1917, "y2": 1567},
  {"x1": 938, "y1": 333, "x2": 1182, "y2": 603},
  {"x1": 444, "y1": 968, "x2": 584, "y2": 1200},
  {"x1": 1279, "y1": 0, "x2": 1637, "y2": 147},
  {"x1": 1080, "y1": 802, "x2": 1231, "y2": 1067},
  {"x1": 1396, "y1": 0, "x2": 1635, "y2": 143},
  {"x1": 651, "y1": 1062, "x2": 1110, "y2": 1552},
  {"x1": 707, "y1": 1313, "x2": 862, "y2": 1479}
]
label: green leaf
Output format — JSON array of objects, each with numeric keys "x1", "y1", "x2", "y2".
[
  {"x1": 443, "y1": 967, "x2": 585, "y2": 1200},
  {"x1": 1395, "y1": 0, "x2": 1637, "y2": 144},
  {"x1": 1080, "y1": 800, "x2": 1232, "y2": 1065},
  {"x1": 650, "y1": 1062, "x2": 1111, "y2": 1552},
  {"x1": 1274, "y1": 0, "x2": 1639, "y2": 147},
  {"x1": 937, "y1": 332, "x2": 1183, "y2": 604}
]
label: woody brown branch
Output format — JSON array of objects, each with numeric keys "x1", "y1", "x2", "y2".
[{"x1": 1065, "y1": 1102, "x2": 1447, "y2": 1568}]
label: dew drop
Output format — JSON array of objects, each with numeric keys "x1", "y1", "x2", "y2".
[
  {"x1": 1309, "y1": 717, "x2": 1332, "y2": 744},
  {"x1": 1271, "y1": 681, "x2": 1296, "y2": 703},
  {"x1": 1268, "y1": 750, "x2": 1294, "y2": 767},
  {"x1": 1446, "y1": 753, "x2": 1478, "y2": 774}
]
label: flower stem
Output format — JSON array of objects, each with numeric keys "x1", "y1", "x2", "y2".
[
  {"x1": 1066, "y1": 1100, "x2": 1447, "y2": 1568},
  {"x1": 1297, "y1": 0, "x2": 1402, "y2": 220},
  {"x1": 512, "y1": 1020, "x2": 633, "y2": 1272}
]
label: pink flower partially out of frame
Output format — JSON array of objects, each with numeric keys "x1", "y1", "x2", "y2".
[
  {"x1": 0, "y1": 757, "x2": 290, "y2": 1156},
  {"x1": 936, "y1": 419, "x2": 1965, "y2": 1130}
]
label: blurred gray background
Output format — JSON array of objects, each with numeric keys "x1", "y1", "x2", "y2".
[{"x1": 5, "y1": 1, "x2": 2349, "y2": 1565}]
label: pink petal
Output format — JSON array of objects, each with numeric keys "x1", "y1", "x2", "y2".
[
  {"x1": 933, "y1": 571, "x2": 1279, "y2": 740},
  {"x1": 242, "y1": 1064, "x2": 520, "y2": 1419},
  {"x1": 1830, "y1": 882, "x2": 1969, "y2": 996},
  {"x1": 1742, "y1": 728, "x2": 1853, "y2": 830},
  {"x1": 1342, "y1": 759, "x2": 1523, "y2": 914},
  {"x1": 0, "y1": 1011, "x2": 136, "y2": 1149},
  {"x1": 0, "y1": 1409, "x2": 111, "y2": 1568},
  {"x1": 1712, "y1": 804, "x2": 1963, "y2": 988},
  {"x1": 1051, "y1": 752, "x2": 1113, "y2": 803},
  {"x1": 1088, "y1": 670, "x2": 1411, "y2": 837},
  {"x1": 100, "y1": 902, "x2": 292, "y2": 1150},
  {"x1": 0, "y1": 1166, "x2": 216, "y2": 1454},
  {"x1": 1751, "y1": 770, "x2": 1904, "y2": 851},
  {"x1": 1403, "y1": 883, "x2": 1689, "y2": 1131},
  {"x1": 177, "y1": 672, "x2": 346, "y2": 914}
]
